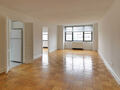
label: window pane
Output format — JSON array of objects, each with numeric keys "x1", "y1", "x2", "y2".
[
  {"x1": 84, "y1": 26, "x2": 93, "y2": 32},
  {"x1": 73, "y1": 32, "x2": 83, "y2": 41},
  {"x1": 84, "y1": 32, "x2": 92, "y2": 41},
  {"x1": 65, "y1": 25, "x2": 93, "y2": 42},
  {"x1": 43, "y1": 32, "x2": 48, "y2": 40},
  {"x1": 73, "y1": 27, "x2": 83, "y2": 31},
  {"x1": 66, "y1": 27, "x2": 72, "y2": 32},
  {"x1": 43, "y1": 35, "x2": 48, "y2": 40},
  {"x1": 66, "y1": 32, "x2": 72, "y2": 41}
]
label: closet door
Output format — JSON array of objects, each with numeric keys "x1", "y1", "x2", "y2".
[{"x1": 10, "y1": 29, "x2": 23, "y2": 63}]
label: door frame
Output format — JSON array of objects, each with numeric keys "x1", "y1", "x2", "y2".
[
  {"x1": 42, "y1": 26, "x2": 49, "y2": 54},
  {"x1": 6, "y1": 18, "x2": 25, "y2": 73}
]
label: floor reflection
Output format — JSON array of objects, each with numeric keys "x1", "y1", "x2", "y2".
[
  {"x1": 42, "y1": 48, "x2": 48, "y2": 66},
  {"x1": 65, "y1": 54, "x2": 92, "y2": 75},
  {"x1": 2, "y1": 50, "x2": 119, "y2": 90}
]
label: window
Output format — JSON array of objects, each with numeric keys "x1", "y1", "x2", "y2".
[
  {"x1": 73, "y1": 32, "x2": 83, "y2": 41},
  {"x1": 65, "y1": 27, "x2": 72, "y2": 41},
  {"x1": 84, "y1": 26, "x2": 92, "y2": 42},
  {"x1": 42, "y1": 32, "x2": 48, "y2": 41},
  {"x1": 73, "y1": 27, "x2": 83, "y2": 41},
  {"x1": 65, "y1": 25, "x2": 93, "y2": 42},
  {"x1": 84, "y1": 32, "x2": 92, "y2": 41}
]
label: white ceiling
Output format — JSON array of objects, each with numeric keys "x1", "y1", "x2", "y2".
[{"x1": 0, "y1": 0, "x2": 114, "y2": 24}]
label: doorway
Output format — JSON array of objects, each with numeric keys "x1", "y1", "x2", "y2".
[
  {"x1": 9, "y1": 20, "x2": 24, "y2": 69},
  {"x1": 42, "y1": 27, "x2": 48, "y2": 54},
  {"x1": 42, "y1": 27, "x2": 49, "y2": 65}
]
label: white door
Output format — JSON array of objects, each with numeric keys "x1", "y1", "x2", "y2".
[{"x1": 10, "y1": 29, "x2": 23, "y2": 63}]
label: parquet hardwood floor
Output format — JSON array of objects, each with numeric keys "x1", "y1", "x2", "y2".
[{"x1": 0, "y1": 49, "x2": 120, "y2": 90}]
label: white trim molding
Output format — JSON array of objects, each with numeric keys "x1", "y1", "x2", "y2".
[
  {"x1": 34, "y1": 54, "x2": 42, "y2": 60},
  {"x1": 0, "y1": 66, "x2": 6, "y2": 74},
  {"x1": 98, "y1": 50, "x2": 120, "y2": 85},
  {"x1": 0, "y1": 68, "x2": 5, "y2": 74}
]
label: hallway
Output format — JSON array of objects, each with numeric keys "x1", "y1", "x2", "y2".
[{"x1": 0, "y1": 50, "x2": 120, "y2": 90}]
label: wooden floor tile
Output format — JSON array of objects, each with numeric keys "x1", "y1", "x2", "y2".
[{"x1": 0, "y1": 49, "x2": 120, "y2": 90}]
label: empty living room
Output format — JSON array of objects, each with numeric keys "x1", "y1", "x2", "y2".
[{"x1": 0, "y1": 0, "x2": 120, "y2": 90}]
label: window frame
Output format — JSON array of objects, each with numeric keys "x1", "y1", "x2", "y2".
[
  {"x1": 65, "y1": 26, "x2": 73, "y2": 42},
  {"x1": 73, "y1": 31, "x2": 84, "y2": 41},
  {"x1": 83, "y1": 31, "x2": 93, "y2": 42},
  {"x1": 65, "y1": 25, "x2": 93, "y2": 42}
]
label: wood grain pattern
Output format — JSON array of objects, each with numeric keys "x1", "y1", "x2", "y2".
[{"x1": 0, "y1": 49, "x2": 120, "y2": 90}]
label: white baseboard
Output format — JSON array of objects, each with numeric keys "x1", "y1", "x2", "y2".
[
  {"x1": 0, "y1": 66, "x2": 5, "y2": 74},
  {"x1": 98, "y1": 50, "x2": 120, "y2": 85}
]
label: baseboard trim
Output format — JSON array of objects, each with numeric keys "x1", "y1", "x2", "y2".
[
  {"x1": 0, "y1": 67, "x2": 5, "y2": 74},
  {"x1": 98, "y1": 50, "x2": 120, "y2": 85}
]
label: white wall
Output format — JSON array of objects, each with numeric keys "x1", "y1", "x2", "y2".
[
  {"x1": 33, "y1": 23, "x2": 42, "y2": 59},
  {"x1": 0, "y1": 6, "x2": 42, "y2": 73},
  {"x1": 57, "y1": 25, "x2": 64, "y2": 50},
  {"x1": 43, "y1": 27, "x2": 48, "y2": 32},
  {"x1": 0, "y1": 15, "x2": 7, "y2": 73},
  {"x1": 48, "y1": 25, "x2": 58, "y2": 53},
  {"x1": 0, "y1": 6, "x2": 42, "y2": 61},
  {"x1": 0, "y1": 6, "x2": 35, "y2": 22},
  {"x1": 98, "y1": 0, "x2": 120, "y2": 84},
  {"x1": 24, "y1": 23, "x2": 33, "y2": 63}
]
